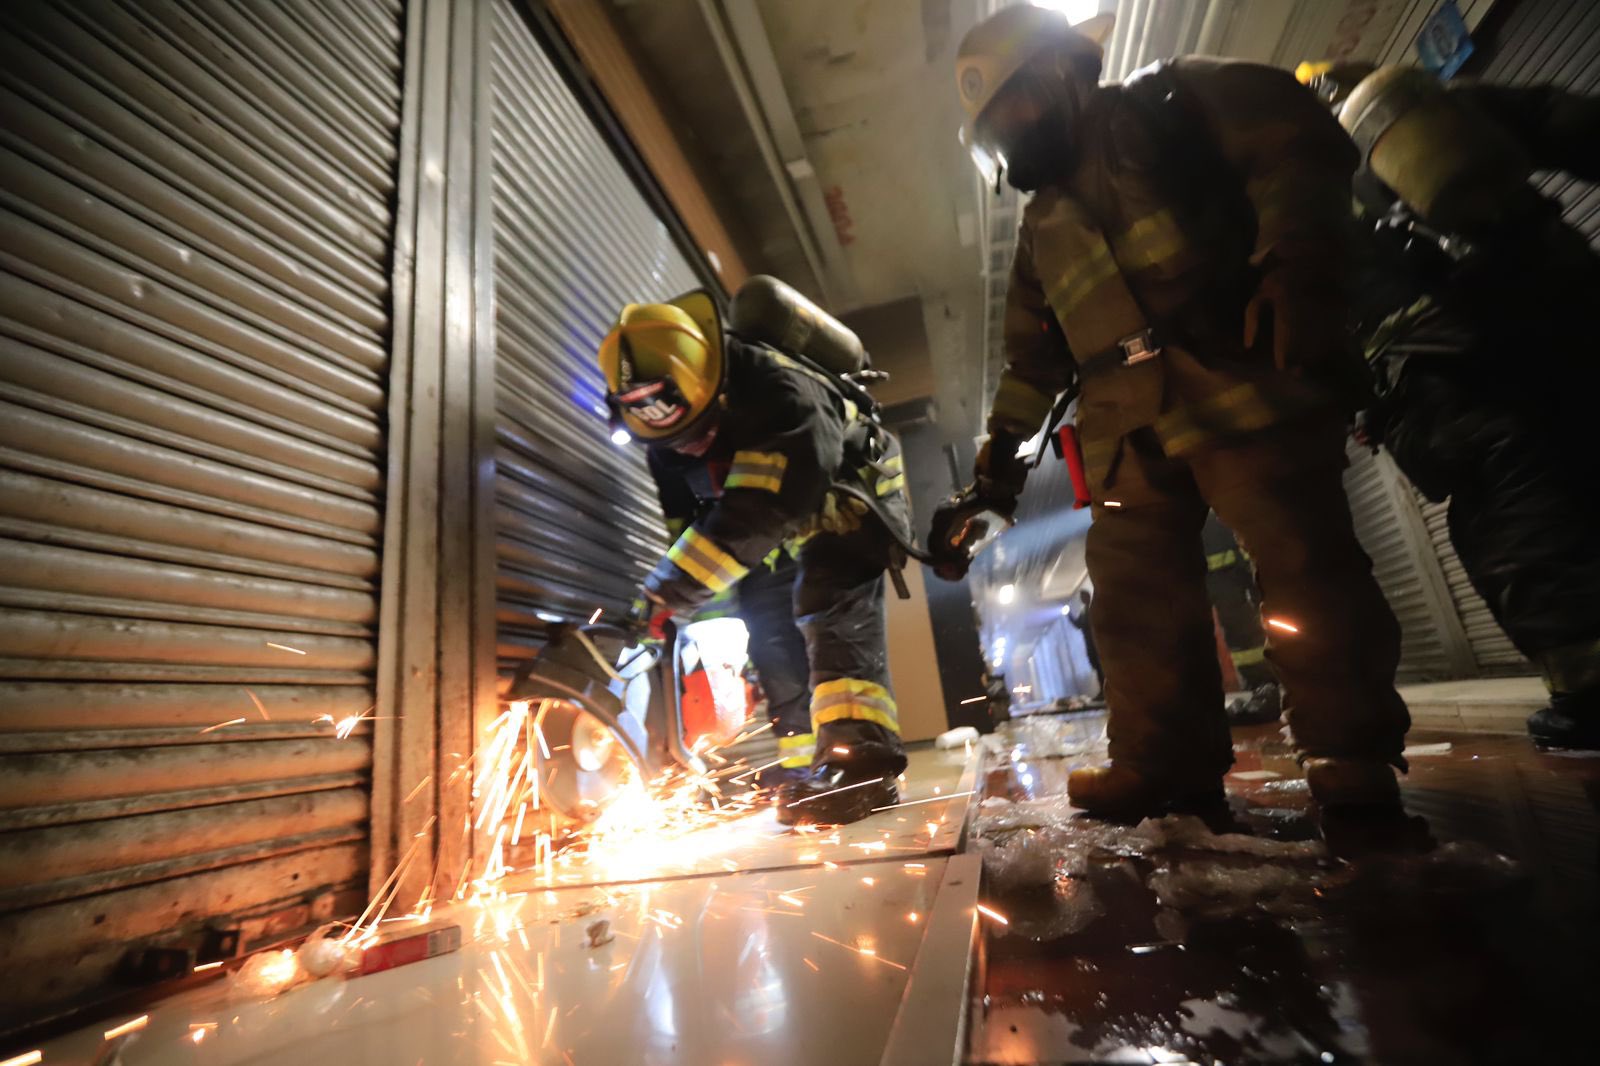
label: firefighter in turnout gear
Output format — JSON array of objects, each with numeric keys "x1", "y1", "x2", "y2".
[
  {"x1": 647, "y1": 464, "x2": 813, "y2": 788},
  {"x1": 601, "y1": 285, "x2": 913, "y2": 825},
  {"x1": 934, "y1": 7, "x2": 1411, "y2": 817},
  {"x1": 1301, "y1": 61, "x2": 1600, "y2": 750}
]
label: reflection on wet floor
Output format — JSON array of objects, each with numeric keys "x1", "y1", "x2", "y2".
[{"x1": 969, "y1": 713, "x2": 1600, "y2": 1064}]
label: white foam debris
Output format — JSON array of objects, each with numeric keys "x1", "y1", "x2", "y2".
[{"x1": 936, "y1": 725, "x2": 980, "y2": 749}]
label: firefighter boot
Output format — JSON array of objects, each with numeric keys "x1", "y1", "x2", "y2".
[
  {"x1": 775, "y1": 762, "x2": 898, "y2": 826},
  {"x1": 1067, "y1": 762, "x2": 1227, "y2": 820},
  {"x1": 1526, "y1": 691, "x2": 1600, "y2": 751},
  {"x1": 1303, "y1": 757, "x2": 1401, "y2": 811}
]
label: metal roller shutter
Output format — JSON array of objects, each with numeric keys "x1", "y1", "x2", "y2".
[
  {"x1": 1392, "y1": 0, "x2": 1600, "y2": 676},
  {"x1": 0, "y1": 0, "x2": 401, "y2": 1017},
  {"x1": 488, "y1": 0, "x2": 701, "y2": 677},
  {"x1": 1480, "y1": 0, "x2": 1600, "y2": 245},
  {"x1": 1416, "y1": 492, "x2": 1528, "y2": 672},
  {"x1": 1341, "y1": 441, "x2": 1463, "y2": 681}
]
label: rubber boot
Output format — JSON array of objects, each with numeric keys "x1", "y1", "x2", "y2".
[
  {"x1": 1302, "y1": 757, "x2": 1401, "y2": 811},
  {"x1": 1526, "y1": 691, "x2": 1600, "y2": 751},
  {"x1": 1066, "y1": 762, "x2": 1226, "y2": 820},
  {"x1": 754, "y1": 765, "x2": 807, "y2": 790},
  {"x1": 776, "y1": 761, "x2": 898, "y2": 826}
]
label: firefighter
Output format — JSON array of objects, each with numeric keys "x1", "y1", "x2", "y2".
[
  {"x1": 648, "y1": 457, "x2": 815, "y2": 786},
  {"x1": 601, "y1": 287, "x2": 913, "y2": 824},
  {"x1": 932, "y1": 8, "x2": 1411, "y2": 817},
  {"x1": 1202, "y1": 514, "x2": 1282, "y2": 725},
  {"x1": 1301, "y1": 61, "x2": 1600, "y2": 750}
]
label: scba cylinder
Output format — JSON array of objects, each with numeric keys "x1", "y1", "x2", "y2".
[{"x1": 729, "y1": 275, "x2": 869, "y2": 375}]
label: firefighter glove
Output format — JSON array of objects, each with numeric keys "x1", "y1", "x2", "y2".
[
  {"x1": 626, "y1": 595, "x2": 673, "y2": 644},
  {"x1": 927, "y1": 484, "x2": 1017, "y2": 582},
  {"x1": 1243, "y1": 265, "x2": 1349, "y2": 375}
]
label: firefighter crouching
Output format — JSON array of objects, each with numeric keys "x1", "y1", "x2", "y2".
[
  {"x1": 932, "y1": 8, "x2": 1411, "y2": 818},
  {"x1": 601, "y1": 280, "x2": 913, "y2": 825},
  {"x1": 1302, "y1": 61, "x2": 1600, "y2": 750}
]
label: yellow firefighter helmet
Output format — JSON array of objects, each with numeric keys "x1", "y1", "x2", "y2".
[
  {"x1": 955, "y1": 6, "x2": 1114, "y2": 185},
  {"x1": 598, "y1": 290, "x2": 725, "y2": 445},
  {"x1": 1295, "y1": 59, "x2": 1377, "y2": 110},
  {"x1": 1340, "y1": 65, "x2": 1531, "y2": 235}
]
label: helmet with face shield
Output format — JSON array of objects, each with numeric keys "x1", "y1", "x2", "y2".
[{"x1": 955, "y1": 7, "x2": 1114, "y2": 191}]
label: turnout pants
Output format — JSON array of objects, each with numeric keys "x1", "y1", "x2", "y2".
[
  {"x1": 795, "y1": 518, "x2": 909, "y2": 775},
  {"x1": 738, "y1": 555, "x2": 814, "y2": 767},
  {"x1": 1386, "y1": 362, "x2": 1600, "y2": 697},
  {"x1": 1202, "y1": 515, "x2": 1275, "y2": 690},
  {"x1": 1085, "y1": 415, "x2": 1409, "y2": 778}
]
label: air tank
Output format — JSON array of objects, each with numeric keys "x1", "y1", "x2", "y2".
[{"x1": 728, "y1": 275, "x2": 869, "y2": 375}]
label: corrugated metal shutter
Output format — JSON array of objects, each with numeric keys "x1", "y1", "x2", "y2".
[
  {"x1": 1479, "y1": 0, "x2": 1600, "y2": 245},
  {"x1": 1416, "y1": 492, "x2": 1528, "y2": 672},
  {"x1": 488, "y1": 0, "x2": 701, "y2": 679},
  {"x1": 1341, "y1": 441, "x2": 1460, "y2": 681},
  {"x1": 0, "y1": 0, "x2": 401, "y2": 1015}
]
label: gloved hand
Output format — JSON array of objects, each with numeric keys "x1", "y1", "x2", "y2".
[
  {"x1": 974, "y1": 428, "x2": 1030, "y2": 500},
  {"x1": 927, "y1": 484, "x2": 1017, "y2": 581},
  {"x1": 1243, "y1": 266, "x2": 1350, "y2": 374},
  {"x1": 625, "y1": 595, "x2": 673, "y2": 644},
  {"x1": 926, "y1": 428, "x2": 1027, "y2": 581}
]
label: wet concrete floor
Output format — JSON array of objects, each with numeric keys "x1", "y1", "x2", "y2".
[{"x1": 968, "y1": 714, "x2": 1600, "y2": 1064}]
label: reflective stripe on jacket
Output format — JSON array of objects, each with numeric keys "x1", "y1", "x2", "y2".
[{"x1": 993, "y1": 57, "x2": 1357, "y2": 473}]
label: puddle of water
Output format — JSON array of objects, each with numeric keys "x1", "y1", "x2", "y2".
[{"x1": 969, "y1": 717, "x2": 1597, "y2": 1064}]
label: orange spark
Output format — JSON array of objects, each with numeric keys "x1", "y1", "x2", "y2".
[
  {"x1": 1267, "y1": 617, "x2": 1300, "y2": 634},
  {"x1": 266, "y1": 642, "x2": 307, "y2": 655},
  {"x1": 104, "y1": 1015, "x2": 148, "y2": 1040},
  {"x1": 809, "y1": 931, "x2": 907, "y2": 970},
  {"x1": 199, "y1": 717, "x2": 246, "y2": 734},
  {"x1": 244, "y1": 688, "x2": 270, "y2": 720},
  {"x1": 907, "y1": 911, "x2": 921, "y2": 923},
  {"x1": 193, "y1": 960, "x2": 224, "y2": 972},
  {"x1": 976, "y1": 903, "x2": 1010, "y2": 925}
]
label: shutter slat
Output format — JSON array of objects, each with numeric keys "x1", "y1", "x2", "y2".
[{"x1": 0, "y1": 0, "x2": 398, "y2": 1016}]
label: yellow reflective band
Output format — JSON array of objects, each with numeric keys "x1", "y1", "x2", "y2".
[
  {"x1": 1534, "y1": 636, "x2": 1600, "y2": 694},
  {"x1": 667, "y1": 527, "x2": 749, "y2": 593},
  {"x1": 811, "y1": 678, "x2": 900, "y2": 735},
  {"x1": 1048, "y1": 238, "x2": 1120, "y2": 318},
  {"x1": 1231, "y1": 646, "x2": 1267, "y2": 667},
  {"x1": 1206, "y1": 549, "x2": 1239, "y2": 571},
  {"x1": 991, "y1": 369, "x2": 1055, "y2": 431},
  {"x1": 725, "y1": 450, "x2": 787, "y2": 493},
  {"x1": 778, "y1": 731, "x2": 816, "y2": 768},
  {"x1": 1112, "y1": 209, "x2": 1186, "y2": 273},
  {"x1": 876, "y1": 473, "x2": 905, "y2": 496},
  {"x1": 1155, "y1": 383, "x2": 1323, "y2": 456}
]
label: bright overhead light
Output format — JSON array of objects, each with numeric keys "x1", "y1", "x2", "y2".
[
  {"x1": 997, "y1": 583, "x2": 1016, "y2": 605},
  {"x1": 610, "y1": 428, "x2": 632, "y2": 446}
]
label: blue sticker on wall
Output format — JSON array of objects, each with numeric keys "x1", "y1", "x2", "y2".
[{"x1": 1417, "y1": 0, "x2": 1474, "y2": 80}]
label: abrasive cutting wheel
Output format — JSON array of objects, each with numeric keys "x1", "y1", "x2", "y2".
[{"x1": 505, "y1": 624, "x2": 660, "y2": 823}]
